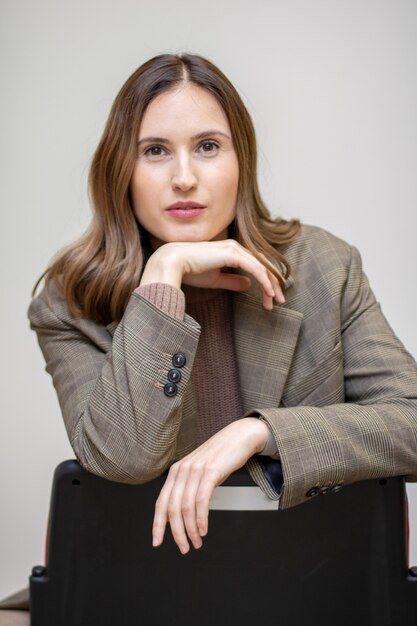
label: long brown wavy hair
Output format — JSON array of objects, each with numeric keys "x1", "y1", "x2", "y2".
[{"x1": 35, "y1": 53, "x2": 300, "y2": 324}]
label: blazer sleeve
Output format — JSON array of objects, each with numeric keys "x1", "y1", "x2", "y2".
[
  {"x1": 28, "y1": 286, "x2": 201, "y2": 483},
  {"x1": 246, "y1": 245, "x2": 417, "y2": 509}
]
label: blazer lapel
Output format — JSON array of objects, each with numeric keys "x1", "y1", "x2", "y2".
[{"x1": 233, "y1": 279, "x2": 303, "y2": 413}]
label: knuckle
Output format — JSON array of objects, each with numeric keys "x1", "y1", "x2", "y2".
[
  {"x1": 204, "y1": 462, "x2": 217, "y2": 476},
  {"x1": 178, "y1": 461, "x2": 191, "y2": 474},
  {"x1": 190, "y1": 462, "x2": 204, "y2": 475},
  {"x1": 181, "y1": 502, "x2": 192, "y2": 514},
  {"x1": 167, "y1": 503, "x2": 177, "y2": 516},
  {"x1": 195, "y1": 493, "x2": 208, "y2": 507},
  {"x1": 226, "y1": 240, "x2": 239, "y2": 254},
  {"x1": 169, "y1": 462, "x2": 180, "y2": 476},
  {"x1": 154, "y1": 496, "x2": 164, "y2": 510}
]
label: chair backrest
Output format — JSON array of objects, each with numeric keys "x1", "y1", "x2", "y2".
[{"x1": 30, "y1": 460, "x2": 417, "y2": 626}]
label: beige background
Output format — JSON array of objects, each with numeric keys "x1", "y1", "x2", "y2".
[{"x1": 1, "y1": 0, "x2": 416, "y2": 598}]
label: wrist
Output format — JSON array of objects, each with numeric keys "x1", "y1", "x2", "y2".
[
  {"x1": 140, "y1": 247, "x2": 183, "y2": 289},
  {"x1": 241, "y1": 417, "x2": 271, "y2": 455}
]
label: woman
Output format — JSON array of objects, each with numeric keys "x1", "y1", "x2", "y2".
[{"x1": 27, "y1": 52, "x2": 417, "y2": 560}]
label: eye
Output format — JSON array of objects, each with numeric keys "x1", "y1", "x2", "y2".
[
  {"x1": 143, "y1": 145, "x2": 166, "y2": 157},
  {"x1": 198, "y1": 140, "x2": 220, "y2": 154}
]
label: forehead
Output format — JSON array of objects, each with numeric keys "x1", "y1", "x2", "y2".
[{"x1": 139, "y1": 83, "x2": 230, "y2": 137}]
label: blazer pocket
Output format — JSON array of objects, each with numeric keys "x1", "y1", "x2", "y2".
[{"x1": 281, "y1": 340, "x2": 344, "y2": 408}]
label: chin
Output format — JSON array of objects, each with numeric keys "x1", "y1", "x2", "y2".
[{"x1": 166, "y1": 229, "x2": 214, "y2": 243}]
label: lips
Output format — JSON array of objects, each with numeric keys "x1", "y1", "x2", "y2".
[
  {"x1": 167, "y1": 201, "x2": 206, "y2": 210},
  {"x1": 166, "y1": 201, "x2": 207, "y2": 219}
]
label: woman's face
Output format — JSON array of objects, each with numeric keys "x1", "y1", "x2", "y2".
[{"x1": 130, "y1": 83, "x2": 239, "y2": 249}]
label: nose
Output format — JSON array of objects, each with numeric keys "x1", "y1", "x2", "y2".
[{"x1": 171, "y1": 153, "x2": 198, "y2": 191}]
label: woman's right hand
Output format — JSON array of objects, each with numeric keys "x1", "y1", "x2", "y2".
[{"x1": 139, "y1": 239, "x2": 285, "y2": 310}]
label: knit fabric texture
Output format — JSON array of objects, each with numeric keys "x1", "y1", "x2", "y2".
[
  {"x1": 183, "y1": 284, "x2": 243, "y2": 446},
  {"x1": 134, "y1": 283, "x2": 185, "y2": 319}
]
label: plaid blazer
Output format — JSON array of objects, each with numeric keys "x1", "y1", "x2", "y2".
[{"x1": 28, "y1": 225, "x2": 417, "y2": 510}]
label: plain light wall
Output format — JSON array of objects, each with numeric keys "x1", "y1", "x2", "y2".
[{"x1": 1, "y1": 0, "x2": 416, "y2": 599}]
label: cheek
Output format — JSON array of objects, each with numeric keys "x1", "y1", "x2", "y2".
[
  {"x1": 130, "y1": 167, "x2": 160, "y2": 212},
  {"x1": 208, "y1": 161, "x2": 239, "y2": 198},
  {"x1": 130, "y1": 179, "x2": 147, "y2": 226},
  {"x1": 222, "y1": 172, "x2": 239, "y2": 207}
]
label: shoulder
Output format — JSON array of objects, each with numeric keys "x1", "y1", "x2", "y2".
[
  {"x1": 280, "y1": 224, "x2": 364, "y2": 305},
  {"x1": 29, "y1": 280, "x2": 73, "y2": 327},
  {"x1": 29, "y1": 280, "x2": 71, "y2": 329},
  {"x1": 281, "y1": 223, "x2": 361, "y2": 282},
  {"x1": 28, "y1": 280, "x2": 113, "y2": 348},
  {"x1": 281, "y1": 223, "x2": 355, "y2": 271}
]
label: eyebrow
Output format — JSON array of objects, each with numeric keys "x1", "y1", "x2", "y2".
[{"x1": 137, "y1": 129, "x2": 231, "y2": 146}]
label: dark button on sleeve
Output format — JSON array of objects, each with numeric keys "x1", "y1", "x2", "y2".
[
  {"x1": 163, "y1": 382, "x2": 178, "y2": 397},
  {"x1": 167, "y1": 368, "x2": 182, "y2": 383},
  {"x1": 172, "y1": 352, "x2": 186, "y2": 368},
  {"x1": 330, "y1": 484, "x2": 343, "y2": 494},
  {"x1": 306, "y1": 487, "x2": 321, "y2": 498}
]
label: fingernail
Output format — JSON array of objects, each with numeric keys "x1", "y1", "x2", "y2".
[
  {"x1": 180, "y1": 544, "x2": 189, "y2": 555},
  {"x1": 152, "y1": 536, "x2": 160, "y2": 547},
  {"x1": 198, "y1": 528, "x2": 206, "y2": 536}
]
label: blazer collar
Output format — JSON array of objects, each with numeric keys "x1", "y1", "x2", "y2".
[{"x1": 232, "y1": 261, "x2": 302, "y2": 412}]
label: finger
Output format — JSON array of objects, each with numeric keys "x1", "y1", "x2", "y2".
[
  {"x1": 166, "y1": 468, "x2": 192, "y2": 554},
  {"x1": 195, "y1": 470, "x2": 217, "y2": 538},
  {"x1": 214, "y1": 273, "x2": 252, "y2": 293},
  {"x1": 241, "y1": 252, "x2": 285, "y2": 307},
  {"x1": 262, "y1": 288, "x2": 274, "y2": 311},
  {"x1": 180, "y1": 466, "x2": 206, "y2": 549},
  {"x1": 229, "y1": 252, "x2": 274, "y2": 309},
  {"x1": 152, "y1": 469, "x2": 177, "y2": 546},
  {"x1": 243, "y1": 250, "x2": 285, "y2": 306},
  {"x1": 268, "y1": 270, "x2": 285, "y2": 304},
  {"x1": 231, "y1": 249, "x2": 277, "y2": 309},
  {"x1": 248, "y1": 262, "x2": 274, "y2": 310},
  {"x1": 213, "y1": 240, "x2": 274, "y2": 309},
  {"x1": 236, "y1": 244, "x2": 285, "y2": 303}
]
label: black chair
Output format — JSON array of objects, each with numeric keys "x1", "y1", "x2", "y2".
[{"x1": 30, "y1": 460, "x2": 417, "y2": 626}]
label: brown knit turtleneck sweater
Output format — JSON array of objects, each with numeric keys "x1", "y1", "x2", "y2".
[{"x1": 183, "y1": 285, "x2": 243, "y2": 446}]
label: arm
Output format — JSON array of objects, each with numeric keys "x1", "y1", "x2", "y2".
[
  {"x1": 246, "y1": 244, "x2": 417, "y2": 509},
  {"x1": 29, "y1": 284, "x2": 201, "y2": 483},
  {"x1": 29, "y1": 239, "x2": 283, "y2": 485},
  {"x1": 152, "y1": 416, "x2": 271, "y2": 554}
]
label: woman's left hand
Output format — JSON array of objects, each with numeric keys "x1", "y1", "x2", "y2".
[{"x1": 152, "y1": 417, "x2": 270, "y2": 554}]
